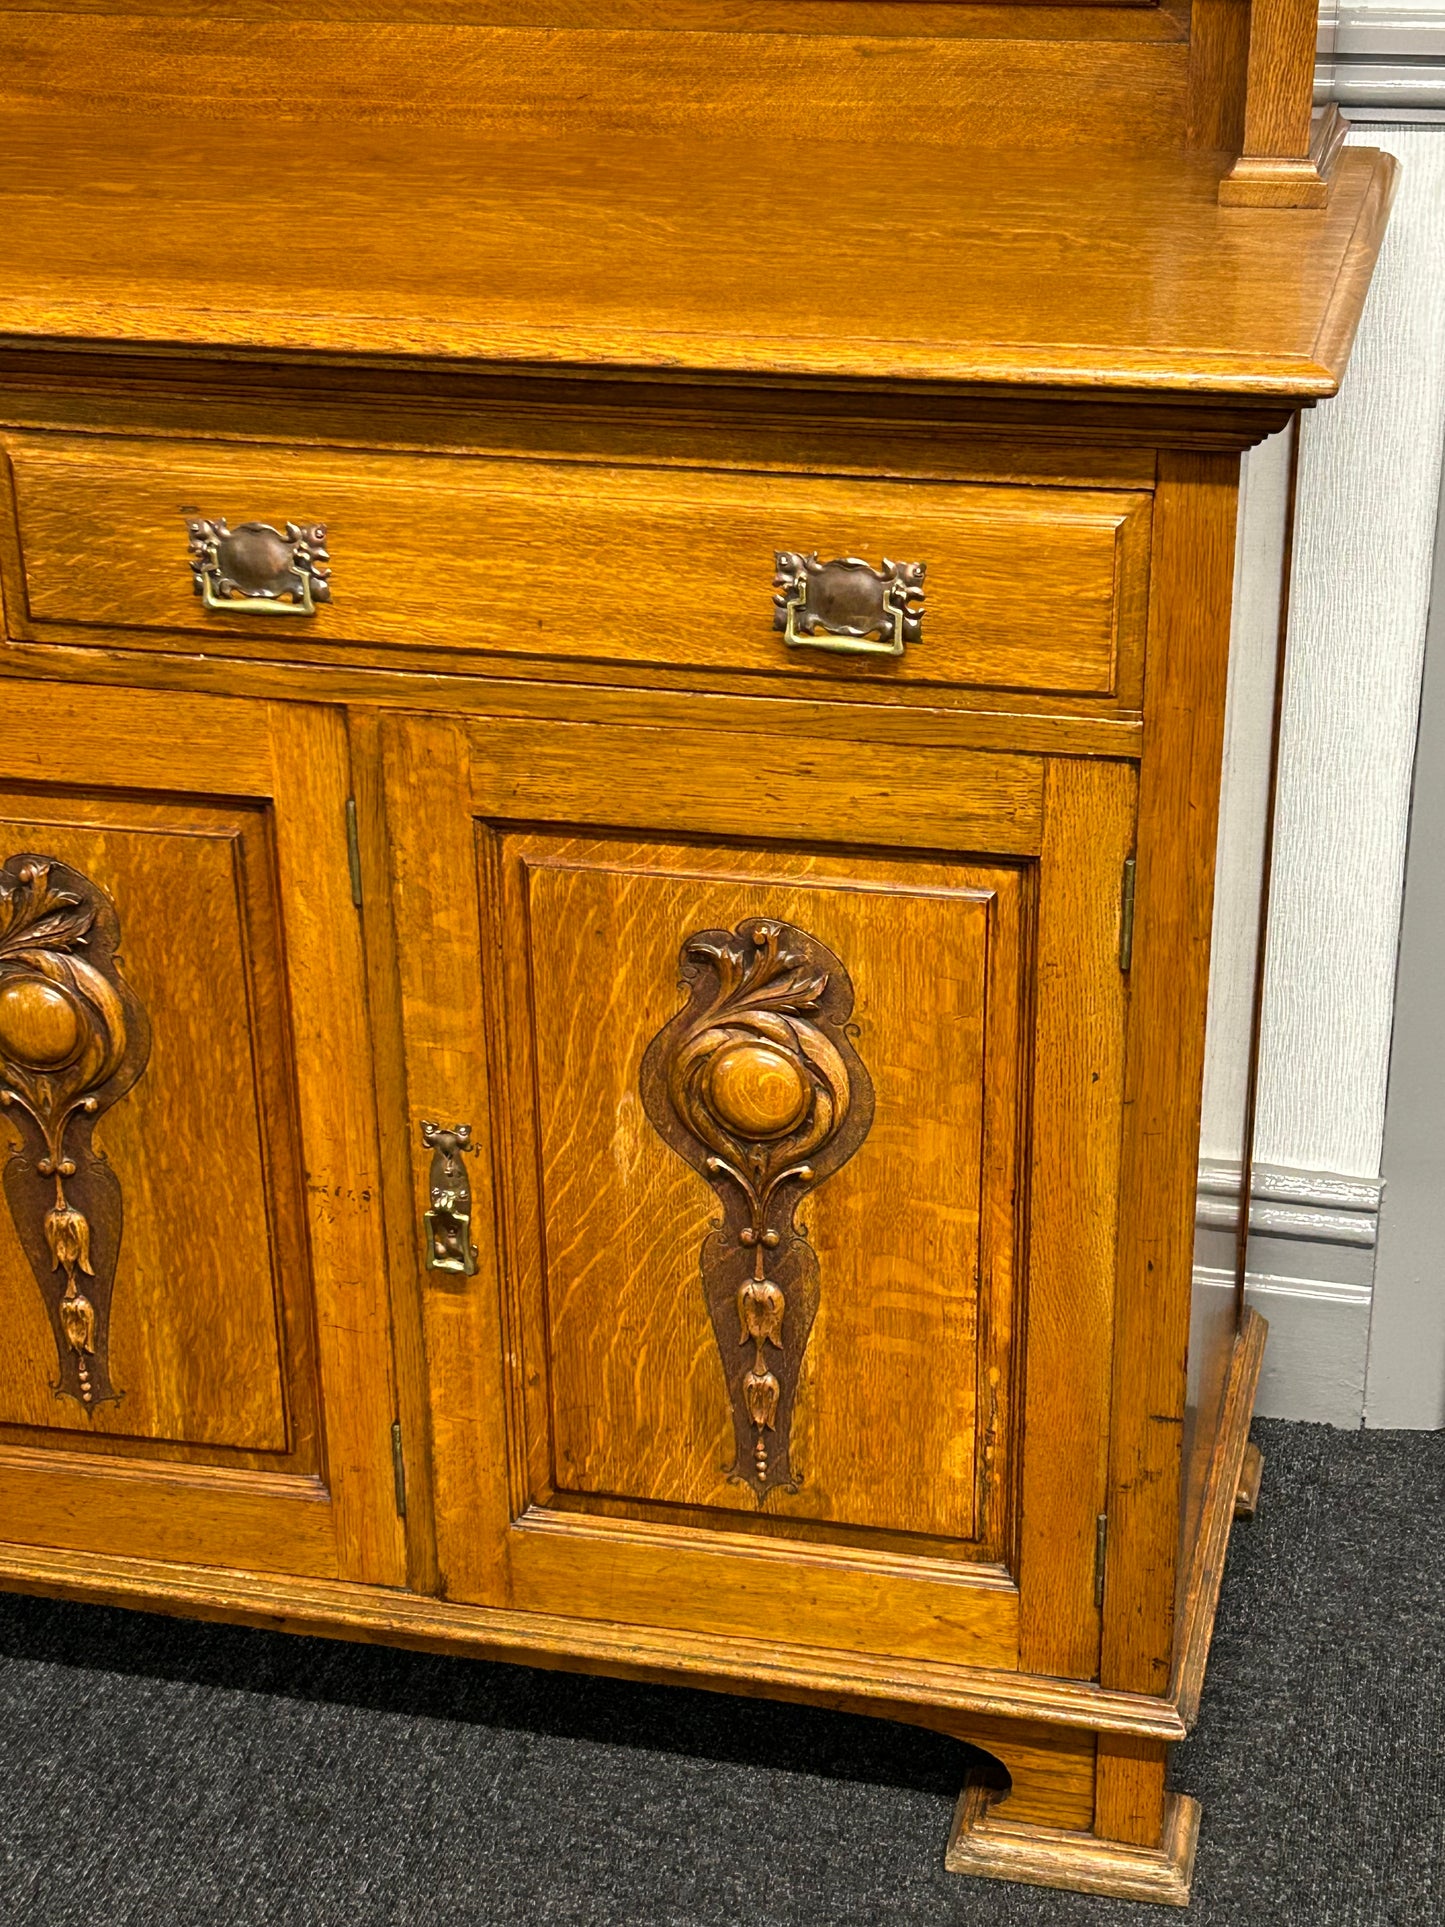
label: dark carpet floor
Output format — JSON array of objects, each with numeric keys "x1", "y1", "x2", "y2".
[{"x1": 1, "y1": 1418, "x2": 1441, "y2": 1926}]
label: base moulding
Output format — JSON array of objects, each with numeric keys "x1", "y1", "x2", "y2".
[{"x1": 947, "y1": 1771, "x2": 1200, "y2": 1906}]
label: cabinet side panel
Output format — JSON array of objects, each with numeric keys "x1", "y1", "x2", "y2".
[
  {"x1": 1103, "y1": 450, "x2": 1240, "y2": 1699},
  {"x1": 1185, "y1": 425, "x2": 1292, "y2": 1566}
]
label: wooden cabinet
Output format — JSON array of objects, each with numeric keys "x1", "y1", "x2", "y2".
[
  {"x1": 0, "y1": 683, "x2": 405, "y2": 1585},
  {"x1": 384, "y1": 711, "x2": 1132, "y2": 1683},
  {"x1": 0, "y1": 0, "x2": 1392, "y2": 1906}
]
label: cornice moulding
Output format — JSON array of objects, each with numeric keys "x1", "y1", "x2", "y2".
[{"x1": 1318, "y1": 3, "x2": 1445, "y2": 113}]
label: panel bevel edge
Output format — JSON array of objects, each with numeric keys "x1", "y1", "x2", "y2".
[
  {"x1": 221, "y1": 808, "x2": 311, "y2": 1468},
  {"x1": 510, "y1": 1505, "x2": 1020, "y2": 1593},
  {"x1": 477, "y1": 817, "x2": 548, "y2": 1528}
]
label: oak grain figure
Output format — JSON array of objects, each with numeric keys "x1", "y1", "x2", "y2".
[
  {"x1": 0, "y1": 0, "x2": 1392, "y2": 1902},
  {"x1": 0, "y1": 854, "x2": 150, "y2": 1410},
  {"x1": 641, "y1": 917, "x2": 874, "y2": 1500}
]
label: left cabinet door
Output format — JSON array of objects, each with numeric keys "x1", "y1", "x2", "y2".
[{"x1": 0, "y1": 681, "x2": 405, "y2": 1585}]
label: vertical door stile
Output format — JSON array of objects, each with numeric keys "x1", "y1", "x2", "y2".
[
  {"x1": 264, "y1": 701, "x2": 407, "y2": 1587},
  {"x1": 1017, "y1": 754, "x2": 1137, "y2": 1680},
  {"x1": 377, "y1": 712, "x2": 516, "y2": 1603}
]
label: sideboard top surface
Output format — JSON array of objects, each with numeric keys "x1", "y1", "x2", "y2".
[{"x1": 0, "y1": 112, "x2": 1395, "y2": 399}]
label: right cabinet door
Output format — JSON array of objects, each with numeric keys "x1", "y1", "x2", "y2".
[{"x1": 385, "y1": 709, "x2": 1133, "y2": 1682}]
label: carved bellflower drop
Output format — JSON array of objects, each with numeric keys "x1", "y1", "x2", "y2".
[
  {"x1": 641, "y1": 918, "x2": 874, "y2": 1499},
  {"x1": 0, "y1": 855, "x2": 151, "y2": 1410}
]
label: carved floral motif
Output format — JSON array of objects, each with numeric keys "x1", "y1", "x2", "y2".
[
  {"x1": 0, "y1": 856, "x2": 150, "y2": 1409},
  {"x1": 641, "y1": 918, "x2": 873, "y2": 1499}
]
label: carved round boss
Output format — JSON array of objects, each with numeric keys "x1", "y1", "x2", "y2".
[
  {"x1": 705, "y1": 1042, "x2": 810, "y2": 1139},
  {"x1": 0, "y1": 976, "x2": 85, "y2": 1069}
]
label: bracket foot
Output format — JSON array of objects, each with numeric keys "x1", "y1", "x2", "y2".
[{"x1": 946, "y1": 1770, "x2": 1199, "y2": 1905}]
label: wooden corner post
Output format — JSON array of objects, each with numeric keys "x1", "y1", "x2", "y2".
[{"x1": 1221, "y1": 0, "x2": 1348, "y2": 206}]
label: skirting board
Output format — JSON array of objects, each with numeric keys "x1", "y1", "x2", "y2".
[{"x1": 1192, "y1": 1266, "x2": 1369, "y2": 1426}]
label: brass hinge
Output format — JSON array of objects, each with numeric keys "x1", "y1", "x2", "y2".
[
  {"x1": 1095, "y1": 1511, "x2": 1108, "y2": 1608},
  {"x1": 1118, "y1": 856, "x2": 1137, "y2": 974},
  {"x1": 345, "y1": 797, "x2": 364, "y2": 908},
  {"x1": 390, "y1": 1418, "x2": 408, "y2": 1518}
]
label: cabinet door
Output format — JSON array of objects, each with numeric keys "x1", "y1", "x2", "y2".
[
  {"x1": 386, "y1": 712, "x2": 1133, "y2": 1679},
  {"x1": 0, "y1": 682, "x2": 404, "y2": 1585}
]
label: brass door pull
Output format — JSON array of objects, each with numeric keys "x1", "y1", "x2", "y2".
[
  {"x1": 188, "y1": 518, "x2": 330, "y2": 615},
  {"x1": 420, "y1": 1121, "x2": 479, "y2": 1276},
  {"x1": 773, "y1": 552, "x2": 925, "y2": 658}
]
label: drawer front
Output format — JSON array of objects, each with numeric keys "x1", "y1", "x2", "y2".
[{"x1": 4, "y1": 432, "x2": 1150, "y2": 701}]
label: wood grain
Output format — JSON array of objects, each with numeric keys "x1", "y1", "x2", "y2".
[
  {"x1": 467, "y1": 716, "x2": 1045, "y2": 855},
  {"x1": 0, "y1": 17, "x2": 1189, "y2": 147},
  {"x1": 1184, "y1": 0, "x2": 1248, "y2": 153},
  {"x1": 1093, "y1": 1731, "x2": 1170, "y2": 1846},
  {"x1": 1017, "y1": 756, "x2": 1135, "y2": 1680},
  {"x1": 378, "y1": 712, "x2": 517, "y2": 1607},
  {"x1": 263, "y1": 702, "x2": 407, "y2": 1586},
  {"x1": 0, "y1": 0, "x2": 1392, "y2": 1884},
  {"x1": 500, "y1": 835, "x2": 1021, "y2": 1546},
  {"x1": 0, "y1": 3, "x2": 1175, "y2": 29},
  {"x1": 0, "y1": 795, "x2": 304, "y2": 1458},
  {"x1": 1101, "y1": 453, "x2": 1241, "y2": 1701},
  {"x1": 0, "y1": 116, "x2": 1394, "y2": 397},
  {"x1": 908, "y1": 1713, "x2": 1096, "y2": 1832},
  {"x1": 4, "y1": 432, "x2": 1149, "y2": 706},
  {"x1": 0, "y1": 679, "x2": 271, "y2": 794},
  {"x1": 947, "y1": 1770, "x2": 1198, "y2": 1905},
  {"x1": 345, "y1": 709, "x2": 440, "y2": 1594},
  {"x1": 1173, "y1": 1307, "x2": 1267, "y2": 1727},
  {"x1": 0, "y1": 1446, "x2": 339, "y2": 1573},
  {"x1": 0, "y1": 1531, "x2": 1195, "y2": 1735},
  {"x1": 0, "y1": 349, "x2": 1285, "y2": 462},
  {"x1": 0, "y1": 683, "x2": 404, "y2": 1581},
  {"x1": 1234, "y1": 1438, "x2": 1263, "y2": 1519},
  {"x1": 1222, "y1": 0, "x2": 1320, "y2": 173}
]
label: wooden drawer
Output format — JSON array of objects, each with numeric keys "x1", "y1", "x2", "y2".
[{"x1": 2, "y1": 432, "x2": 1150, "y2": 703}]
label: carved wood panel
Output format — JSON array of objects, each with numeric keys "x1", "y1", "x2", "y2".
[
  {"x1": 640, "y1": 917, "x2": 873, "y2": 1500},
  {"x1": 0, "y1": 798, "x2": 311, "y2": 1460},
  {"x1": 0, "y1": 854, "x2": 149, "y2": 1410},
  {"x1": 486, "y1": 831, "x2": 1024, "y2": 1555}
]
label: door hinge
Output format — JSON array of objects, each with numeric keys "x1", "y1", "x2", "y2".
[
  {"x1": 390, "y1": 1418, "x2": 408, "y2": 1519},
  {"x1": 1095, "y1": 1511, "x2": 1108, "y2": 1608},
  {"x1": 1118, "y1": 856, "x2": 1137, "y2": 974},
  {"x1": 345, "y1": 797, "x2": 364, "y2": 908}
]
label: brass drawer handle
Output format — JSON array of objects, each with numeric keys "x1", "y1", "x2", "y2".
[
  {"x1": 773, "y1": 552, "x2": 925, "y2": 658},
  {"x1": 188, "y1": 518, "x2": 331, "y2": 615},
  {"x1": 420, "y1": 1120, "x2": 479, "y2": 1277}
]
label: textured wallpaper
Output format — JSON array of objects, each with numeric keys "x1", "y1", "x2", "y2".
[{"x1": 1253, "y1": 125, "x2": 1445, "y2": 1180}]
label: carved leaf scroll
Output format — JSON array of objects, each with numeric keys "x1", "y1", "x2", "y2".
[
  {"x1": 0, "y1": 855, "x2": 151, "y2": 1410},
  {"x1": 641, "y1": 918, "x2": 873, "y2": 1501}
]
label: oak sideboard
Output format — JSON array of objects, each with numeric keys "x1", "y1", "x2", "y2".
[{"x1": 0, "y1": 1, "x2": 1391, "y2": 1905}]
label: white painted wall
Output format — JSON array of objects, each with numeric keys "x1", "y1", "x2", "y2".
[
  {"x1": 1196, "y1": 104, "x2": 1445, "y2": 1424},
  {"x1": 1200, "y1": 426, "x2": 1293, "y2": 1173},
  {"x1": 1253, "y1": 124, "x2": 1445, "y2": 1181}
]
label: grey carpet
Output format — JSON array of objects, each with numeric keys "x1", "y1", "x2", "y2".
[{"x1": 0, "y1": 1418, "x2": 1441, "y2": 1926}]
